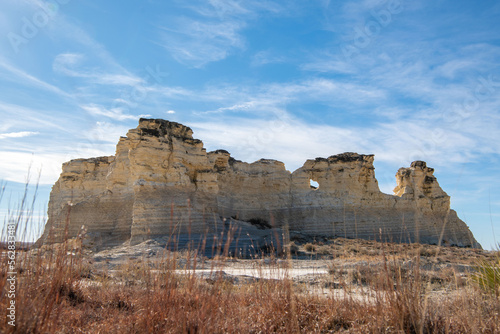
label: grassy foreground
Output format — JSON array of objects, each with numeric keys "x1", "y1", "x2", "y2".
[
  {"x1": 1, "y1": 235, "x2": 499, "y2": 334},
  {"x1": 1, "y1": 182, "x2": 499, "y2": 333}
]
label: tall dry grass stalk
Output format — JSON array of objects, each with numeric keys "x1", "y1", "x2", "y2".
[
  {"x1": 472, "y1": 246, "x2": 500, "y2": 297},
  {"x1": 1, "y1": 180, "x2": 499, "y2": 333}
]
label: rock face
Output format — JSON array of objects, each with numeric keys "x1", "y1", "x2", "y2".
[{"x1": 38, "y1": 119, "x2": 481, "y2": 253}]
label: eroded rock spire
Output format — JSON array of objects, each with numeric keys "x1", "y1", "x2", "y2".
[{"x1": 38, "y1": 119, "x2": 481, "y2": 251}]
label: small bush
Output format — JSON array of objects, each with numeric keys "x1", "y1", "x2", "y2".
[
  {"x1": 304, "y1": 243, "x2": 316, "y2": 252},
  {"x1": 317, "y1": 245, "x2": 331, "y2": 255},
  {"x1": 419, "y1": 246, "x2": 437, "y2": 258},
  {"x1": 288, "y1": 241, "x2": 299, "y2": 255}
]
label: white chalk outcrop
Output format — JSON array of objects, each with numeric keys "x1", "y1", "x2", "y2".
[{"x1": 38, "y1": 119, "x2": 481, "y2": 252}]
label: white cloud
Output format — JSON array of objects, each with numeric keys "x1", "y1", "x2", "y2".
[
  {"x1": 98, "y1": 74, "x2": 144, "y2": 86},
  {"x1": 84, "y1": 121, "x2": 130, "y2": 145},
  {"x1": 190, "y1": 101, "x2": 498, "y2": 176},
  {"x1": 190, "y1": 78, "x2": 388, "y2": 117},
  {"x1": 0, "y1": 59, "x2": 71, "y2": 98},
  {"x1": 158, "y1": 1, "x2": 285, "y2": 67},
  {"x1": 80, "y1": 104, "x2": 150, "y2": 121},
  {"x1": 435, "y1": 60, "x2": 476, "y2": 79},
  {"x1": 191, "y1": 118, "x2": 356, "y2": 171},
  {"x1": 185, "y1": 0, "x2": 285, "y2": 20},
  {"x1": 159, "y1": 20, "x2": 245, "y2": 67},
  {"x1": 0, "y1": 148, "x2": 113, "y2": 185},
  {"x1": 0, "y1": 131, "x2": 39, "y2": 139},
  {"x1": 47, "y1": 13, "x2": 139, "y2": 77},
  {"x1": 52, "y1": 53, "x2": 85, "y2": 76},
  {"x1": 53, "y1": 53, "x2": 144, "y2": 86},
  {"x1": 301, "y1": 59, "x2": 357, "y2": 74},
  {"x1": 166, "y1": 110, "x2": 176, "y2": 114},
  {"x1": 0, "y1": 101, "x2": 72, "y2": 133},
  {"x1": 251, "y1": 50, "x2": 287, "y2": 66},
  {"x1": 204, "y1": 100, "x2": 266, "y2": 114},
  {"x1": 187, "y1": 0, "x2": 251, "y2": 17},
  {"x1": 150, "y1": 86, "x2": 196, "y2": 99}
]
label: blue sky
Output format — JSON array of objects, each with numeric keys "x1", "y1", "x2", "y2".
[{"x1": 1, "y1": 0, "x2": 499, "y2": 248}]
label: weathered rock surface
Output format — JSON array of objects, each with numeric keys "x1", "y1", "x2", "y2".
[{"x1": 38, "y1": 119, "x2": 481, "y2": 253}]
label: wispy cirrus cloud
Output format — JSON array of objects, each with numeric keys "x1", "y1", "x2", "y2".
[
  {"x1": 301, "y1": 58, "x2": 357, "y2": 74},
  {"x1": 0, "y1": 59, "x2": 71, "y2": 98},
  {"x1": 0, "y1": 101, "x2": 74, "y2": 133},
  {"x1": 190, "y1": 107, "x2": 495, "y2": 171},
  {"x1": 251, "y1": 50, "x2": 287, "y2": 67},
  {"x1": 0, "y1": 149, "x2": 109, "y2": 185},
  {"x1": 53, "y1": 53, "x2": 144, "y2": 86},
  {"x1": 195, "y1": 77, "x2": 388, "y2": 115},
  {"x1": 157, "y1": 0, "x2": 285, "y2": 67},
  {"x1": 80, "y1": 104, "x2": 151, "y2": 121},
  {"x1": 182, "y1": 0, "x2": 285, "y2": 21},
  {"x1": 205, "y1": 101, "x2": 262, "y2": 114},
  {"x1": 0, "y1": 131, "x2": 39, "y2": 140},
  {"x1": 159, "y1": 19, "x2": 246, "y2": 67}
]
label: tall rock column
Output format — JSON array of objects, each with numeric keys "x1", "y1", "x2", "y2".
[{"x1": 393, "y1": 161, "x2": 479, "y2": 247}]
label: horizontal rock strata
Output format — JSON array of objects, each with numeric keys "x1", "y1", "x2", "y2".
[{"x1": 38, "y1": 118, "x2": 481, "y2": 253}]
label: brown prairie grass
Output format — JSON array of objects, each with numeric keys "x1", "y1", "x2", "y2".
[
  {"x1": 1, "y1": 183, "x2": 500, "y2": 333},
  {"x1": 1, "y1": 238, "x2": 500, "y2": 333}
]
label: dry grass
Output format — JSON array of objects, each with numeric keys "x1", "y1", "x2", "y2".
[
  {"x1": 472, "y1": 248, "x2": 500, "y2": 297},
  {"x1": 1, "y1": 183, "x2": 500, "y2": 333},
  {"x1": 1, "y1": 237, "x2": 499, "y2": 333}
]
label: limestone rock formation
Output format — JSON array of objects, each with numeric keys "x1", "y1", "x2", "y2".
[{"x1": 38, "y1": 119, "x2": 481, "y2": 253}]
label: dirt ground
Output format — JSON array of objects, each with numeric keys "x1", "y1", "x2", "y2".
[{"x1": 62, "y1": 237, "x2": 496, "y2": 302}]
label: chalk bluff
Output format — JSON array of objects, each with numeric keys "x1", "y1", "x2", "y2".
[{"x1": 38, "y1": 119, "x2": 481, "y2": 252}]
